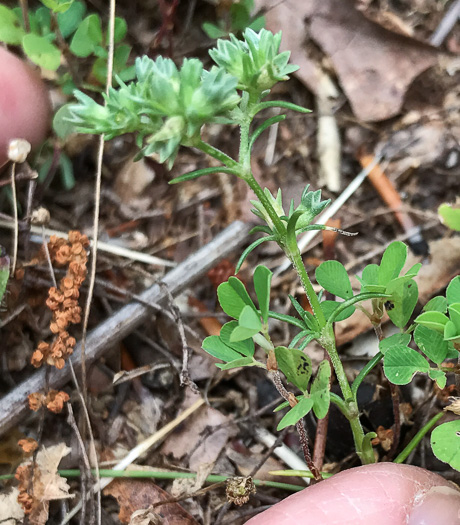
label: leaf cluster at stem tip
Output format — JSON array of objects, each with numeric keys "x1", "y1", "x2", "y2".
[{"x1": 68, "y1": 28, "x2": 305, "y2": 168}]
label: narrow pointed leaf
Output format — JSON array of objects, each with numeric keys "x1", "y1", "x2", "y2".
[
  {"x1": 249, "y1": 114, "x2": 286, "y2": 150},
  {"x1": 310, "y1": 360, "x2": 331, "y2": 419},
  {"x1": 169, "y1": 166, "x2": 239, "y2": 184},
  {"x1": 254, "y1": 265, "x2": 272, "y2": 324},
  {"x1": 235, "y1": 235, "x2": 275, "y2": 273}
]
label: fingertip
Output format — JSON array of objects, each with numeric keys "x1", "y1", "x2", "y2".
[
  {"x1": 408, "y1": 486, "x2": 460, "y2": 525},
  {"x1": 0, "y1": 48, "x2": 51, "y2": 167}
]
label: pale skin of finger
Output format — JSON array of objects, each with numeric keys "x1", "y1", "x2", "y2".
[
  {"x1": 0, "y1": 47, "x2": 51, "y2": 167},
  {"x1": 246, "y1": 463, "x2": 460, "y2": 525}
]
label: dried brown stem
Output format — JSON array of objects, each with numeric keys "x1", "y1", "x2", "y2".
[{"x1": 270, "y1": 371, "x2": 321, "y2": 480}]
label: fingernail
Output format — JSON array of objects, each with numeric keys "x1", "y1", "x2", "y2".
[{"x1": 408, "y1": 486, "x2": 460, "y2": 525}]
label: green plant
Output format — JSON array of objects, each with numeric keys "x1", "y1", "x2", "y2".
[
  {"x1": 68, "y1": 28, "x2": 460, "y2": 477},
  {"x1": 0, "y1": 0, "x2": 135, "y2": 89},
  {"x1": 202, "y1": 0, "x2": 265, "y2": 40}
]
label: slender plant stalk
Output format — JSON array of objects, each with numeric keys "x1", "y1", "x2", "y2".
[{"x1": 394, "y1": 412, "x2": 445, "y2": 464}]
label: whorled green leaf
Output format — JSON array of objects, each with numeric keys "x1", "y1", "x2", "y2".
[
  {"x1": 414, "y1": 311, "x2": 449, "y2": 334},
  {"x1": 217, "y1": 276, "x2": 256, "y2": 319},
  {"x1": 230, "y1": 305, "x2": 262, "y2": 342},
  {"x1": 275, "y1": 346, "x2": 312, "y2": 393},
  {"x1": 379, "y1": 333, "x2": 411, "y2": 355},
  {"x1": 277, "y1": 396, "x2": 313, "y2": 431},
  {"x1": 383, "y1": 346, "x2": 429, "y2": 385},
  {"x1": 431, "y1": 420, "x2": 460, "y2": 472},
  {"x1": 414, "y1": 325, "x2": 449, "y2": 365},
  {"x1": 387, "y1": 279, "x2": 418, "y2": 328},
  {"x1": 315, "y1": 260, "x2": 353, "y2": 300},
  {"x1": 22, "y1": 34, "x2": 61, "y2": 70},
  {"x1": 378, "y1": 241, "x2": 407, "y2": 286},
  {"x1": 447, "y1": 276, "x2": 460, "y2": 306},
  {"x1": 254, "y1": 265, "x2": 272, "y2": 324},
  {"x1": 310, "y1": 360, "x2": 331, "y2": 419}
]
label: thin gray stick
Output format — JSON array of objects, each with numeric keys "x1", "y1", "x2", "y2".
[
  {"x1": 0, "y1": 221, "x2": 250, "y2": 437},
  {"x1": 430, "y1": 0, "x2": 460, "y2": 47}
]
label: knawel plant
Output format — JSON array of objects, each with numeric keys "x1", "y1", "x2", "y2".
[{"x1": 68, "y1": 28, "x2": 460, "y2": 479}]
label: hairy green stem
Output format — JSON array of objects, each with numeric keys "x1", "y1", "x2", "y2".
[
  {"x1": 288, "y1": 246, "x2": 325, "y2": 326},
  {"x1": 323, "y1": 329, "x2": 374, "y2": 464},
  {"x1": 394, "y1": 412, "x2": 445, "y2": 464}
]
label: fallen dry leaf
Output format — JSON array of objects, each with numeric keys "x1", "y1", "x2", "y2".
[
  {"x1": 129, "y1": 507, "x2": 164, "y2": 524},
  {"x1": 104, "y1": 479, "x2": 199, "y2": 525},
  {"x1": 257, "y1": 0, "x2": 439, "y2": 121},
  {"x1": 16, "y1": 443, "x2": 73, "y2": 525},
  {"x1": 161, "y1": 392, "x2": 238, "y2": 471}
]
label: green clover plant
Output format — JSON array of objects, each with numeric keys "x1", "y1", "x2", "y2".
[
  {"x1": 0, "y1": 1, "x2": 135, "y2": 89},
  {"x1": 202, "y1": 0, "x2": 265, "y2": 40},
  {"x1": 68, "y1": 28, "x2": 460, "y2": 477}
]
